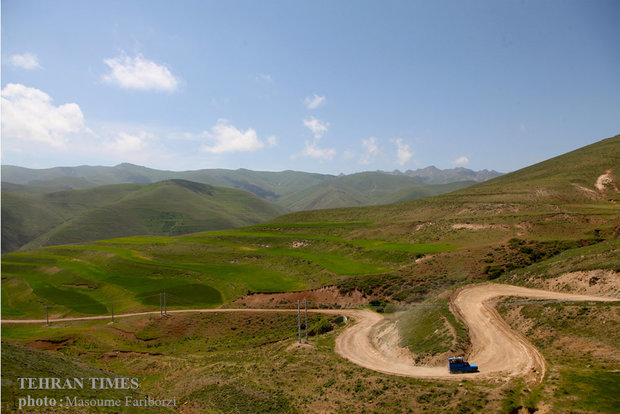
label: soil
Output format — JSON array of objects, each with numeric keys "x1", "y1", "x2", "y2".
[
  {"x1": 231, "y1": 286, "x2": 369, "y2": 308},
  {"x1": 27, "y1": 337, "x2": 74, "y2": 351},
  {"x1": 533, "y1": 269, "x2": 620, "y2": 296}
]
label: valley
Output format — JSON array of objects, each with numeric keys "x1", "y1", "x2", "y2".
[{"x1": 1, "y1": 135, "x2": 619, "y2": 413}]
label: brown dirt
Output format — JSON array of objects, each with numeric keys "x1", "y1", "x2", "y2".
[
  {"x1": 231, "y1": 285, "x2": 368, "y2": 308},
  {"x1": 452, "y1": 223, "x2": 508, "y2": 231},
  {"x1": 27, "y1": 337, "x2": 74, "y2": 351},
  {"x1": 62, "y1": 283, "x2": 94, "y2": 289},
  {"x1": 535, "y1": 269, "x2": 620, "y2": 296},
  {"x1": 102, "y1": 350, "x2": 162, "y2": 361},
  {"x1": 595, "y1": 169, "x2": 619, "y2": 193}
]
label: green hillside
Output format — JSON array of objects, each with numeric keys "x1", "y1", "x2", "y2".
[
  {"x1": 3, "y1": 136, "x2": 619, "y2": 321},
  {"x1": 2, "y1": 180, "x2": 288, "y2": 253}
]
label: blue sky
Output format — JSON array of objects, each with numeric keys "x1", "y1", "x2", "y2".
[{"x1": 2, "y1": 0, "x2": 619, "y2": 174}]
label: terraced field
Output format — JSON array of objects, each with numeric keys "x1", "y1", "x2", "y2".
[{"x1": 1, "y1": 224, "x2": 453, "y2": 319}]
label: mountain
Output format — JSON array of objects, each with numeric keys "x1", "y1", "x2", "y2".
[
  {"x1": 2, "y1": 164, "x2": 495, "y2": 209},
  {"x1": 1, "y1": 164, "x2": 331, "y2": 201},
  {"x1": 1, "y1": 179, "x2": 288, "y2": 253},
  {"x1": 392, "y1": 166, "x2": 503, "y2": 184},
  {"x1": 268, "y1": 134, "x2": 620, "y2": 283},
  {"x1": 277, "y1": 172, "x2": 475, "y2": 211}
]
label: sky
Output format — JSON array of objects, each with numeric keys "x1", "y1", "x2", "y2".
[{"x1": 1, "y1": 0, "x2": 619, "y2": 174}]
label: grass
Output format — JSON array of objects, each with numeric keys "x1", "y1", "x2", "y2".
[
  {"x1": 555, "y1": 369, "x2": 620, "y2": 412},
  {"x1": 3, "y1": 219, "x2": 460, "y2": 318},
  {"x1": 498, "y1": 300, "x2": 620, "y2": 413},
  {"x1": 1, "y1": 313, "x2": 500, "y2": 412},
  {"x1": 398, "y1": 297, "x2": 468, "y2": 358},
  {"x1": 1, "y1": 341, "x2": 164, "y2": 413},
  {"x1": 2, "y1": 179, "x2": 288, "y2": 253}
]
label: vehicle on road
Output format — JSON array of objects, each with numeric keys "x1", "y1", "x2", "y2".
[{"x1": 448, "y1": 356, "x2": 478, "y2": 373}]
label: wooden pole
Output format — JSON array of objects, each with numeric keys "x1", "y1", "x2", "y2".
[
  {"x1": 111, "y1": 303, "x2": 114, "y2": 323},
  {"x1": 297, "y1": 300, "x2": 301, "y2": 344},
  {"x1": 46, "y1": 306, "x2": 49, "y2": 326},
  {"x1": 305, "y1": 300, "x2": 308, "y2": 343}
]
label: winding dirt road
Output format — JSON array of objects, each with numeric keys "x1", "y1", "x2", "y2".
[
  {"x1": 2, "y1": 283, "x2": 617, "y2": 382},
  {"x1": 334, "y1": 283, "x2": 618, "y2": 383}
]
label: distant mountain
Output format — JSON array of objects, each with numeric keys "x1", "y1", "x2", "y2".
[
  {"x1": 2, "y1": 164, "x2": 499, "y2": 210},
  {"x1": 1, "y1": 164, "x2": 329, "y2": 201},
  {"x1": 1, "y1": 180, "x2": 288, "y2": 253},
  {"x1": 278, "y1": 172, "x2": 475, "y2": 211},
  {"x1": 391, "y1": 166, "x2": 503, "y2": 185}
]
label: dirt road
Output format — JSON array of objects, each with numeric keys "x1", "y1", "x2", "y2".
[
  {"x1": 334, "y1": 283, "x2": 618, "y2": 382},
  {"x1": 2, "y1": 283, "x2": 617, "y2": 382}
]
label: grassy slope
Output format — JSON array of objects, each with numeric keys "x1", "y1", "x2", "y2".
[
  {"x1": 498, "y1": 299, "x2": 620, "y2": 413},
  {"x1": 2, "y1": 180, "x2": 288, "y2": 253},
  {"x1": 2, "y1": 223, "x2": 448, "y2": 318},
  {"x1": 1, "y1": 341, "x2": 159, "y2": 413}
]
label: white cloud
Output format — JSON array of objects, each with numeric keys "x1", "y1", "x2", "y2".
[
  {"x1": 103, "y1": 54, "x2": 179, "y2": 92},
  {"x1": 391, "y1": 138, "x2": 413, "y2": 166},
  {"x1": 359, "y1": 137, "x2": 379, "y2": 165},
  {"x1": 1, "y1": 83, "x2": 85, "y2": 148},
  {"x1": 201, "y1": 119, "x2": 265, "y2": 153},
  {"x1": 304, "y1": 94, "x2": 326, "y2": 109},
  {"x1": 303, "y1": 117, "x2": 329, "y2": 139},
  {"x1": 292, "y1": 141, "x2": 336, "y2": 161},
  {"x1": 267, "y1": 136, "x2": 277, "y2": 147},
  {"x1": 104, "y1": 131, "x2": 151, "y2": 152},
  {"x1": 343, "y1": 150, "x2": 355, "y2": 160},
  {"x1": 453, "y1": 156, "x2": 469, "y2": 165},
  {"x1": 10, "y1": 53, "x2": 42, "y2": 70},
  {"x1": 256, "y1": 73, "x2": 273, "y2": 82}
]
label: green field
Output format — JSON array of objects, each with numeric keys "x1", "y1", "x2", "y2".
[{"x1": 2, "y1": 222, "x2": 459, "y2": 318}]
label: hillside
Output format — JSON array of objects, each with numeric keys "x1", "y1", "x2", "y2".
[
  {"x1": 3, "y1": 135, "x2": 618, "y2": 318},
  {"x1": 1, "y1": 180, "x2": 288, "y2": 252},
  {"x1": 273, "y1": 135, "x2": 620, "y2": 227},
  {"x1": 3, "y1": 165, "x2": 486, "y2": 210}
]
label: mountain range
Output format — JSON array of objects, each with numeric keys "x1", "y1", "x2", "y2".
[{"x1": 1, "y1": 165, "x2": 500, "y2": 252}]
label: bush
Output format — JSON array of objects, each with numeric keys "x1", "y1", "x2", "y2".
[{"x1": 309, "y1": 319, "x2": 333, "y2": 336}]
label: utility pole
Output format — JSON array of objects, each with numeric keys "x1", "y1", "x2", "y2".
[
  {"x1": 297, "y1": 300, "x2": 301, "y2": 344},
  {"x1": 164, "y1": 292, "x2": 167, "y2": 317},
  {"x1": 46, "y1": 306, "x2": 49, "y2": 326},
  {"x1": 160, "y1": 293, "x2": 163, "y2": 316},
  {"x1": 305, "y1": 299, "x2": 308, "y2": 344},
  {"x1": 111, "y1": 303, "x2": 114, "y2": 323}
]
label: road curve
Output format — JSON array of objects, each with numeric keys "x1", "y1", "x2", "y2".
[
  {"x1": 334, "y1": 283, "x2": 618, "y2": 382},
  {"x1": 2, "y1": 283, "x2": 617, "y2": 382}
]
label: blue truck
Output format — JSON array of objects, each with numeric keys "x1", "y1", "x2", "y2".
[{"x1": 448, "y1": 356, "x2": 478, "y2": 373}]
